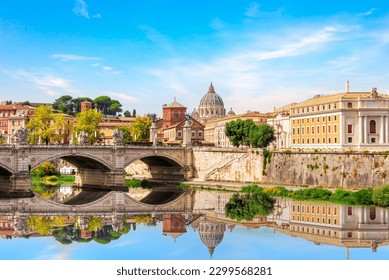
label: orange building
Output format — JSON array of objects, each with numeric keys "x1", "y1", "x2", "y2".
[{"x1": 162, "y1": 99, "x2": 187, "y2": 129}]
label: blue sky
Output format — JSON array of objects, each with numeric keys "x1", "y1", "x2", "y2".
[
  {"x1": 1, "y1": 1, "x2": 389, "y2": 116},
  {"x1": 2, "y1": 224, "x2": 389, "y2": 260}
]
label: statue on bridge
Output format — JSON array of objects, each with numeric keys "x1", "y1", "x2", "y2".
[
  {"x1": 78, "y1": 131, "x2": 89, "y2": 145},
  {"x1": 13, "y1": 127, "x2": 29, "y2": 145},
  {"x1": 113, "y1": 129, "x2": 124, "y2": 145}
]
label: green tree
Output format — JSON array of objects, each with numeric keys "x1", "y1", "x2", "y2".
[
  {"x1": 109, "y1": 99, "x2": 123, "y2": 116},
  {"x1": 123, "y1": 110, "x2": 131, "y2": 117},
  {"x1": 117, "y1": 126, "x2": 132, "y2": 144},
  {"x1": 225, "y1": 119, "x2": 256, "y2": 147},
  {"x1": 132, "y1": 109, "x2": 136, "y2": 117},
  {"x1": 94, "y1": 96, "x2": 112, "y2": 115},
  {"x1": 74, "y1": 110, "x2": 102, "y2": 144},
  {"x1": 27, "y1": 105, "x2": 65, "y2": 144},
  {"x1": 372, "y1": 185, "x2": 389, "y2": 207},
  {"x1": 249, "y1": 124, "x2": 275, "y2": 148},
  {"x1": 130, "y1": 116, "x2": 151, "y2": 142}
]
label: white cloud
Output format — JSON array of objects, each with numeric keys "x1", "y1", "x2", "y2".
[
  {"x1": 244, "y1": 2, "x2": 259, "y2": 17},
  {"x1": 93, "y1": 13, "x2": 102, "y2": 19},
  {"x1": 73, "y1": 0, "x2": 90, "y2": 19},
  {"x1": 109, "y1": 91, "x2": 139, "y2": 103},
  {"x1": 246, "y1": 26, "x2": 341, "y2": 61},
  {"x1": 211, "y1": 18, "x2": 225, "y2": 30},
  {"x1": 51, "y1": 53, "x2": 101, "y2": 61},
  {"x1": 103, "y1": 66, "x2": 113, "y2": 71},
  {"x1": 141, "y1": 25, "x2": 352, "y2": 113},
  {"x1": 139, "y1": 25, "x2": 173, "y2": 51},
  {"x1": 357, "y1": 8, "x2": 377, "y2": 17},
  {"x1": 3, "y1": 69, "x2": 72, "y2": 97}
]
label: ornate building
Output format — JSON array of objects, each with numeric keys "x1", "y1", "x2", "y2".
[
  {"x1": 289, "y1": 86, "x2": 389, "y2": 149},
  {"x1": 194, "y1": 83, "x2": 226, "y2": 122}
]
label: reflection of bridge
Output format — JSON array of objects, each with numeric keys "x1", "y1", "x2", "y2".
[
  {"x1": 0, "y1": 189, "x2": 195, "y2": 216},
  {"x1": 0, "y1": 145, "x2": 194, "y2": 195}
]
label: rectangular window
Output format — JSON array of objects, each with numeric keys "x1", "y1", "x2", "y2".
[
  {"x1": 317, "y1": 126, "x2": 319, "y2": 134},
  {"x1": 311, "y1": 126, "x2": 314, "y2": 135},
  {"x1": 328, "y1": 125, "x2": 331, "y2": 133},
  {"x1": 334, "y1": 125, "x2": 337, "y2": 133},
  {"x1": 302, "y1": 127, "x2": 304, "y2": 135},
  {"x1": 348, "y1": 207, "x2": 352, "y2": 215},
  {"x1": 307, "y1": 127, "x2": 310, "y2": 134},
  {"x1": 328, "y1": 138, "x2": 331, "y2": 143},
  {"x1": 371, "y1": 137, "x2": 376, "y2": 143},
  {"x1": 192, "y1": 131, "x2": 196, "y2": 137},
  {"x1": 307, "y1": 139, "x2": 309, "y2": 144},
  {"x1": 293, "y1": 139, "x2": 295, "y2": 144},
  {"x1": 297, "y1": 128, "x2": 300, "y2": 135},
  {"x1": 334, "y1": 115, "x2": 337, "y2": 121},
  {"x1": 302, "y1": 119, "x2": 304, "y2": 124},
  {"x1": 177, "y1": 131, "x2": 182, "y2": 138},
  {"x1": 348, "y1": 124, "x2": 352, "y2": 133},
  {"x1": 328, "y1": 116, "x2": 331, "y2": 121},
  {"x1": 334, "y1": 137, "x2": 337, "y2": 143},
  {"x1": 317, "y1": 138, "x2": 320, "y2": 144},
  {"x1": 322, "y1": 117, "x2": 325, "y2": 122},
  {"x1": 312, "y1": 138, "x2": 314, "y2": 144},
  {"x1": 323, "y1": 138, "x2": 325, "y2": 143},
  {"x1": 173, "y1": 112, "x2": 179, "y2": 119},
  {"x1": 198, "y1": 131, "x2": 203, "y2": 138},
  {"x1": 292, "y1": 128, "x2": 295, "y2": 135},
  {"x1": 322, "y1": 126, "x2": 325, "y2": 133},
  {"x1": 348, "y1": 137, "x2": 352, "y2": 143},
  {"x1": 347, "y1": 102, "x2": 352, "y2": 108}
]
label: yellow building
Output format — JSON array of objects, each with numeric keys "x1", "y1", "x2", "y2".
[{"x1": 289, "y1": 86, "x2": 389, "y2": 149}]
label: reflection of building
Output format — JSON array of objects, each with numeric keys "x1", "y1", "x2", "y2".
[
  {"x1": 204, "y1": 112, "x2": 269, "y2": 147},
  {"x1": 193, "y1": 216, "x2": 226, "y2": 257},
  {"x1": 270, "y1": 198, "x2": 389, "y2": 258},
  {"x1": 0, "y1": 216, "x2": 15, "y2": 239},
  {"x1": 162, "y1": 214, "x2": 187, "y2": 241}
]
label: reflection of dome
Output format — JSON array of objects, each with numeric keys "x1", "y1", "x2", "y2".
[
  {"x1": 198, "y1": 83, "x2": 226, "y2": 120},
  {"x1": 198, "y1": 219, "x2": 226, "y2": 257}
]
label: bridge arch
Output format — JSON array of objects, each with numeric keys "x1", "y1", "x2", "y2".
[
  {"x1": 0, "y1": 164, "x2": 13, "y2": 176},
  {"x1": 124, "y1": 153, "x2": 184, "y2": 169},
  {"x1": 30, "y1": 153, "x2": 112, "y2": 171}
]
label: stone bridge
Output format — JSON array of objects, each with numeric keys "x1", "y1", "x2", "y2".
[{"x1": 0, "y1": 145, "x2": 193, "y2": 195}]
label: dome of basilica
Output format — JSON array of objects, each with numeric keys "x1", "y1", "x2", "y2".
[{"x1": 198, "y1": 83, "x2": 226, "y2": 120}]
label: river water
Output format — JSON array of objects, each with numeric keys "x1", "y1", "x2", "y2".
[{"x1": 0, "y1": 186, "x2": 389, "y2": 260}]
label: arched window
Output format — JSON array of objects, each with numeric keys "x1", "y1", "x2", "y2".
[
  {"x1": 370, "y1": 120, "x2": 376, "y2": 133},
  {"x1": 370, "y1": 208, "x2": 376, "y2": 220}
]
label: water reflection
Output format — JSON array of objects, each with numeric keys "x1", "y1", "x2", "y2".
[{"x1": 1, "y1": 187, "x2": 389, "y2": 259}]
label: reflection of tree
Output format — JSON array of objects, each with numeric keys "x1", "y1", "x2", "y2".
[
  {"x1": 225, "y1": 192, "x2": 274, "y2": 221},
  {"x1": 50, "y1": 216, "x2": 134, "y2": 245},
  {"x1": 27, "y1": 216, "x2": 67, "y2": 236}
]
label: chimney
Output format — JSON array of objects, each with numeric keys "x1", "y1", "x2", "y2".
[{"x1": 345, "y1": 81, "x2": 350, "y2": 93}]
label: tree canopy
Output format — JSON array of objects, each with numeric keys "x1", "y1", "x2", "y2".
[
  {"x1": 130, "y1": 116, "x2": 152, "y2": 142},
  {"x1": 26, "y1": 105, "x2": 65, "y2": 144},
  {"x1": 225, "y1": 119, "x2": 274, "y2": 148},
  {"x1": 74, "y1": 110, "x2": 102, "y2": 144}
]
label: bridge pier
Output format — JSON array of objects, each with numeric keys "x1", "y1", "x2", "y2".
[
  {"x1": 74, "y1": 168, "x2": 127, "y2": 191},
  {"x1": 0, "y1": 171, "x2": 33, "y2": 198}
]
